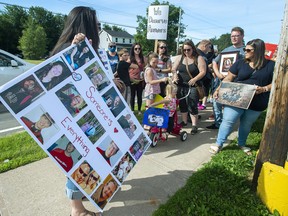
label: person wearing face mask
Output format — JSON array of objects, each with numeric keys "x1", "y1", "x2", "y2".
[{"x1": 107, "y1": 42, "x2": 119, "y2": 74}]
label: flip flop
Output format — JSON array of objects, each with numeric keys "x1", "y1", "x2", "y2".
[
  {"x1": 209, "y1": 145, "x2": 222, "y2": 154},
  {"x1": 240, "y1": 146, "x2": 252, "y2": 155}
]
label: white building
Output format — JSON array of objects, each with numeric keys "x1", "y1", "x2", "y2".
[{"x1": 99, "y1": 29, "x2": 135, "y2": 52}]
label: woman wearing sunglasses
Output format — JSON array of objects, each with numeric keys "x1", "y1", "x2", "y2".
[
  {"x1": 210, "y1": 39, "x2": 275, "y2": 154},
  {"x1": 156, "y1": 41, "x2": 172, "y2": 97},
  {"x1": 172, "y1": 39, "x2": 207, "y2": 135}
]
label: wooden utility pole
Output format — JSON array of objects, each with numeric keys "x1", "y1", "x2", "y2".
[{"x1": 252, "y1": 1, "x2": 288, "y2": 190}]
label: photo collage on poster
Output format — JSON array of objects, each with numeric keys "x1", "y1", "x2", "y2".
[{"x1": 0, "y1": 39, "x2": 151, "y2": 212}]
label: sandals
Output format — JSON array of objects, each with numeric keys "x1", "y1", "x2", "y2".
[
  {"x1": 209, "y1": 145, "x2": 222, "y2": 154},
  {"x1": 240, "y1": 146, "x2": 252, "y2": 155}
]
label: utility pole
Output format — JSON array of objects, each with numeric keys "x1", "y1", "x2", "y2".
[
  {"x1": 176, "y1": 8, "x2": 181, "y2": 54},
  {"x1": 252, "y1": 1, "x2": 288, "y2": 190}
]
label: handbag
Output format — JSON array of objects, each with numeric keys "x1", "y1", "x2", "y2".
[{"x1": 184, "y1": 57, "x2": 205, "y2": 99}]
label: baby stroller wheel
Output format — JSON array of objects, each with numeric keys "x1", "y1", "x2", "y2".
[
  {"x1": 180, "y1": 131, "x2": 188, "y2": 141},
  {"x1": 149, "y1": 132, "x2": 159, "y2": 147}
]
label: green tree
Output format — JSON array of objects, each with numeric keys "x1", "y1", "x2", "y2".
[
  {"x1": 0, "y1": 5, "x2": 28, "y2": 54},
  {"x1": 134, "y1": 0, "x2": 185, "y2": 55},
  {"x1": 103, "y1": 24, "x2": 126, "y2": 32},
  {"x1": 210, "y1": 33, "x2": 232, "y2": 52},
  {"x1": 28, "y1": 7, "x2": 65, "y2": 54},
  {"x1": 19, "y1": 18, "x2": 47, "y2": 60}
]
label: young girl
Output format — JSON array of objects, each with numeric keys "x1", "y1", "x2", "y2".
[
  {"x1": 148, "y1": 79, "x2": 178, "y2": 134},
  {"x1": 144, "y1": 52, "x2": 168, "y2": 107}
]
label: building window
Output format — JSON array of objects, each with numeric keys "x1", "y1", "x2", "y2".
[
  {"x1": 115, "y1": 38, "x2": 118, "y2": 42},
  {"x1": 123, "y1": 38, "x2": 125, "y2": 43},
  {"x1": 129, "y1": 39, "x2": 132, "y2": 43}
]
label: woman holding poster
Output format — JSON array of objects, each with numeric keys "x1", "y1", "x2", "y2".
[
  {"x1": 210, "y1": 39, "x2": 275, "y2": 155},
  {"x1": 50, "y1": 6, "x2": 103, "y2": 216}
]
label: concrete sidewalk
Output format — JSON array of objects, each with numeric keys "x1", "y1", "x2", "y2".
[{"x1": 0, "y1": 105, "x2": 235, "y2": 216}]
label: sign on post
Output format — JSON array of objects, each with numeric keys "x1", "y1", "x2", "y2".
[{"x1": 147, "y1": 5, "x2": 169, "y2": 40}]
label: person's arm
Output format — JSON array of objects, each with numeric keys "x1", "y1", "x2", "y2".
[
  {"x1": 213, "y1": 71, "x2": 236, "y2": 98},
  {"x1": 148, "y1": 98, "x2": 170, "y2": 108},
  {"x1": 146, "y1": 68, "x2": 167, "y2": 85},
  {"x1": 171, "y1": 55, "x2": 181, "y2": 83},
  {"x1": 255, "y1": 84, "x2": 272, "y2": 95}
]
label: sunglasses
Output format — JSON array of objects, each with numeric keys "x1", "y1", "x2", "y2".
[
  {"x1": 243, "y1": 48, "x2": 254, "y2": 53},
  {"x1": 109, "y1": 46, "x2": 116, "y2": 48},
  {"x1": 159, "y1": 46, "x2": 167, "y2": 49},
  {"x1": 183, "y1": 49, "x2": 191, "y2": 52},
  {"x1": 134, "y1": 48, "x2": 141, "y2": 51},
  {"x1": 79, "y1": 167, "x2": 88, "y2": 177},
  {"x1": 90, "y1": 175, "x2": 98, "y2": 181}
]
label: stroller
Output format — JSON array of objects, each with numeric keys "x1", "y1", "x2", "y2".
[{"x1": 143, "y1": 99, "x2": 188, "y2": 147}]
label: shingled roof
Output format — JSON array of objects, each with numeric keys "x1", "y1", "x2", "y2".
[{"x1": 104, "y1": 29, "x2": 134, "y2": 38}]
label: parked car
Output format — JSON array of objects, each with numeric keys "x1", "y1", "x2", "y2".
[{"x1": 0, "y1": 49, "x2": 35, "y2": 112}]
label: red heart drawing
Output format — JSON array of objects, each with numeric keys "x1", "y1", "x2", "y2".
[{"x1": 114, "y1": 128, "x2": 118, "y2": 133}]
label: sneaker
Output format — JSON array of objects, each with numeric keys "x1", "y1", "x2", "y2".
[
  {"x1": 190, "y1": 126, "x2": 198, "y2": 135},
  {"x1": 206, "y1": 124, "x2": 219, "y2": 129},
  {"x1": 180, "y1": 121, "x2": 187, "y2": 127},
  {"x1": 198, "y1": 105, "x2": 206, "y2": 110}
]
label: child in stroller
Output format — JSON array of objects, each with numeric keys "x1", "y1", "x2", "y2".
[{"x1": 147, "y1": 79, "x2": 188, "y2": 147}]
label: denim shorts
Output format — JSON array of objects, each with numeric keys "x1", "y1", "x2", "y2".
[{"x1": 65, "y1": 178, "x2": 83, "y2": 200}]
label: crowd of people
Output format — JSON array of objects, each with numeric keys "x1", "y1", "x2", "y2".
[{"x1": 44, "y1": 5, "x2": 276, "y2": 216}]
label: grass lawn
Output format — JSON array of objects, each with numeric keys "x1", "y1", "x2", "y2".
[{"x1": 0, "y1": 132, "x2": 47, "y2": 173}]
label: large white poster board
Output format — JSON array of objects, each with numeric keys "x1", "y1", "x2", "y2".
[
  {"x1": 0, "y1": 39, "x2": 151, "y2": 212},
  {"x1": 147, "y1": 5, "x2": 169, "y2": 40}
]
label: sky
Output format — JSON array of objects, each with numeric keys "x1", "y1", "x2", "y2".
[{"x1": 0, "y1": 0, "x2": 286, "y2": 45}]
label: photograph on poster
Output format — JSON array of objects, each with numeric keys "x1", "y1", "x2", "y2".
[
  {"x1": 96, "y1": 136, "x2": 122, "y2": 167},
  {"x1": 0, "y1": 74, "x2": 45, "y2": 113},
  {"x1": 84, "y1": 61, "x2": 111, "y2": 92},
  {"x1": 81, "y1": 170, "x2": 101, "y2": 195},
  {"x1": 55, "y1": 83, "x2": 87, "y2": 117},
  {"x1": 102, "y1": 87, "x2": 125, "y2": 117},
  {"x1": 77, "y1": 110, "x2": 106, "y2": 144},
  {"x1": 20, "y1": 105, "x2": 59, "y2": 144},
  {"x1": 117, "y1": 113, "x2": 137, "y2": 139},
  {"x1": 217, "y1": 82, "x2": 256, "y2": 109},
  {"x1": 35, "y1": 57, "x2": 71, "y2": 90},
  {"x1": 47, "y1": 134, "x2": 82, "y2": 172},
  {"x1": 112, "y1": 152, "x2": 136, "y2": 183},
  {"x1": 219, "y1": 51, "x2": 239, "y2": 75},
  {"x1": 63, "y1": 41, "x2": 94, "y2": 70},
  {"x1": 91, "y1": 174, "x2": 119, "y2": 210},
  {"x1": 129, "y1": 133, "x2": 150, "y2": 161},
  {"x1": 97, "y1": 49, "x2": 113, "y2": 79}
]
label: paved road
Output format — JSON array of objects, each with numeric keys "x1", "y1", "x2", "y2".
[{"x1": 0, "y1": 111, "x2": 23, "y2": 137}]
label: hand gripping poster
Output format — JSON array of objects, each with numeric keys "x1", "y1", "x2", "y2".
[{"x1": 0, "y1": 39, "x2": 151, "y2": 212}]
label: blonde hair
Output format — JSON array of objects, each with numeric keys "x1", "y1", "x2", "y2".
[
  {"x1": 118, "y1": 48, "x2": 129, "y2": 57},
  {"x1": 165, "y1": 78, "x2": 177, "y2": 97}
]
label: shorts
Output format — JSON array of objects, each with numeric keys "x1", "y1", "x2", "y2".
[{"x1": 65, "y1": 178, "x2": 83, "y2": 200}]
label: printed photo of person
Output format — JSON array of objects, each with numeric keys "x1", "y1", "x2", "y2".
[
  {"x1": 64, "y1": 40, "x2": 94, "y2": 70},
  {"x1": 117, "y1": 112, "x2": 137, "y2": 139},
  {"x1": 77, "y1": 110, "x2": 106, "y2": 144},
  {"x1": 102, "y1": 87, "x2": 125, "y2": 117},
  {"x1": 91, "y1": 174, "x2": 118, "y2": 210},
  {"x1": 96, "y1": 136, "x2": 122, "y2": 167},
  {"x1": 80, "y1": 170, "x2": 101, "y2": 195},
  {"x1": 1, "y1": 75, "x2": 45, "y2": 113},
  {"x1": 71, "y1": 160, "x2": 91, "y2": 185},
  {"x1": 84, "y1": 61, "x2": 111, "y2": 92},
  {"x1": 129, "y1": 133, "x2": 150, "y2": 161},
  {"x1": 47, "y1": 135, "x2": 82, "y2": 172},
  {"x1": 35, "y1": 57, "x2": 71, "y2": 90},
  {"x1": 20, "y1": 105, "x2": 59, "y2": 144},
  {"x1": 112, "y1": 152, "x2": 136, "y2": 183},
  {"x1": 55, "y1": 83, "x2": 87, "y2": 117}
]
